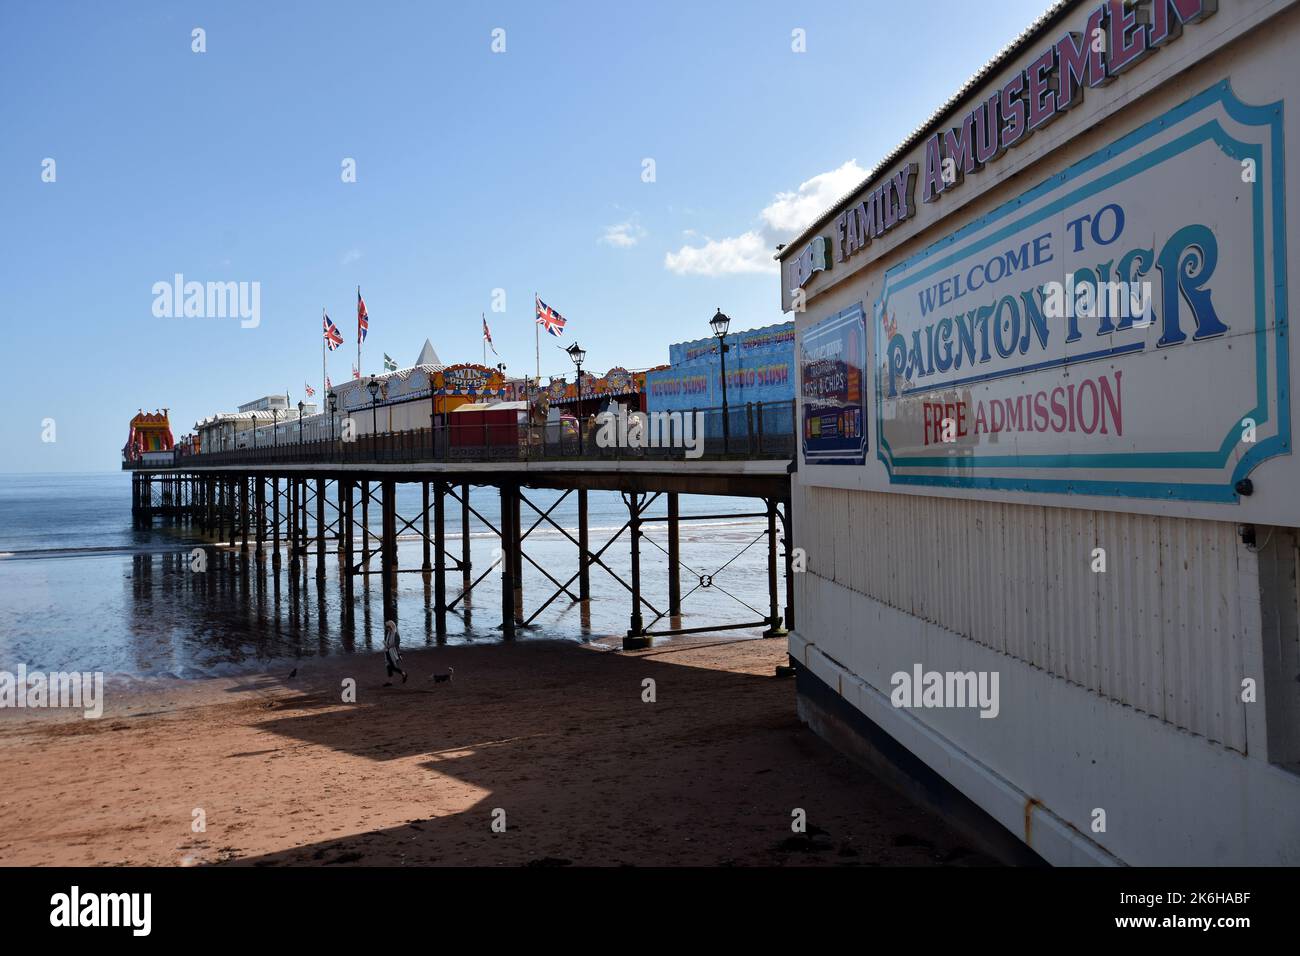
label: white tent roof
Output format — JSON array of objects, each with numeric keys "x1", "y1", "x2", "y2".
[{"x1": 415, "y1": 339, "x2": 441, "y2": 367}]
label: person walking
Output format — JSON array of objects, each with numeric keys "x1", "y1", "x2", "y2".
[{"x1": 383, "y1": 619, "x2": 408, "y2": 684}]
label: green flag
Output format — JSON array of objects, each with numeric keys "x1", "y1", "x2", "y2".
[{"x1": 383, "y1": 353, "x2": 397, "y2": 372}]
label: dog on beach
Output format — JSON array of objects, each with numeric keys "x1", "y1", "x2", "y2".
[{"x1": 429, "y1": 667, "x2": 454, "y2": 684}]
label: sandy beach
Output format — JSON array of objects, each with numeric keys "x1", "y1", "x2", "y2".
[{"x1": 0, "y1": 636, "x2": 993, "y2": 867}]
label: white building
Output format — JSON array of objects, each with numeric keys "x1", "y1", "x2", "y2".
[{"x1": 778, "y1": 0, "x2": 1300, "y2": 865}]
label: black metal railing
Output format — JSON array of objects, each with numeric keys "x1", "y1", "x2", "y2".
[{"x1": 124, "y1": 400, "x2": 797, "y2": 469}]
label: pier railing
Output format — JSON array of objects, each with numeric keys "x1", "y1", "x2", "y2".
[{"x1": 129, "y1": 400, "x2": 797, "y2": 468}]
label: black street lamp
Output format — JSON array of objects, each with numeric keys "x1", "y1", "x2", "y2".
[
  {"x1": 327, "y1": 390, "x2": 338, "y2": 443},
  {"x1": 565, "y1": 341, "x2": 586, "y2": 452},
  {"x1": 272, "y1": 407, "x2": 279, "y2": 447},
  {"x1": 711, "y1": 308, "x2": 732, "y2": 453},
  {"x1": 297, "y1": 400, "x2": 305, "y2": 445},
  {"x1": 367, "y1": 376, "x2": 381, "y2": 439}
]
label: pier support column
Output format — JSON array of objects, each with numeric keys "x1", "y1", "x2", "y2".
[
  {"x1": 360, "y1": 480, "x2": 370, "y2": 575},
  {"x1": 434, "y1": 480, "x2": 447, "y2": 639},
  {"x1": 624, "y1": 492, "x2": 649, "y2": 650},
  {"x1": 763, "y1": 498, "x2": 787, "y2": 637},
  {"x1": 240, "y1": 477, "x2": 250, "y2": 554},
  {"x1": 511, "y1": 486, "x2": 523, "y2": 623},
  {"x1": 315, "y1": 478, "x2": 326, "y2": 579},
  {"x1": 461, "y1": 483, "x2": 472, "y2": 594},
  {"x1": 342, "y1": 480, "x2": 355, "y2": 607},
  {"x1": 289, "y1": 479, "x2": 299, "y2": 571},
  {"x1": 255, "y1": 477, "x2": 266, "y2": 561},
  {"x1": 229, "y1": 479, "x2": 238, "y2": 550},
  {"x1": 780, "y1": 499, "x2": 794, "y2": 631},
  {"x1": 421, "y1": 481, "x2": 432, "y2": 573},
  {"x1": 499, "y1": 484, "x2": 515, "y2": 639},
  {"x1": 380, "y1": 479, "x2": 397, "y2": 625},
  {"x1": 337, "y1": 479, "x2": 347, "y2": 565},
  {"x1": 667, "y1": 492, "x2": 681, "y2": 616},
  {"x1": 577, "y1": 489, "x2": 590, "y2": 602},
  {"x1": 271, "y1": 477, "x2": 282, "y2": 571}
]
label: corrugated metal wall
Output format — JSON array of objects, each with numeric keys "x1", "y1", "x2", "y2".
[{"x1": 799, "y1": 487, "x2": 1251, "y2": 752}]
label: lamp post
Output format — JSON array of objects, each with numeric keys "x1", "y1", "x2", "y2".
[
  {"x1": 565, "y1": 341, "x2": 587, "y2": 453},
  {"x1": 327, "y1": 390, "x2": 338, "y2": 443},
  {"x1": 297, "y1": 400, "x2": 305, "y2": 445},
  {"x1": 367, "y1": 376, "x2": 381, "y2": 444},
  {"x1": 272, "y1": 407, "x2": 279, "y2": 448},
  {"x1": 710, "y1": 308, "x2": 732, "y2": 453}
]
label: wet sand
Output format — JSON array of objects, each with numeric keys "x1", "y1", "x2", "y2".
[{"x1": 0, "y1": 636, "x2": 996, "y2": 866}]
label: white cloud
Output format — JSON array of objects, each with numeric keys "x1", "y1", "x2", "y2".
[
  {"x1": 663, "y1": 231, "x2": 772, "y2": 277},
  {"x1": 761, "y1": 160, "x2": 865, "y2": 234},
  {"x1": 664, "y1": 159, "x2": 866, "y2": 277},
  {"x1": 341, "y1": 248, "x2": 362, "y2": 265},
  {"x1": 600, "y1": 220, "x2": 646, "y2": 248}
]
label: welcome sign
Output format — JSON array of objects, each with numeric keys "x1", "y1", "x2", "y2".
[{"x1": 873, "y1": 83, "x2": 1288, "y2": 503}]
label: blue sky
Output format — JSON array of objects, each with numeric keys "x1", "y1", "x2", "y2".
[{"x1": 1, "y1": 0, "x2": 1050, "y2": 472}]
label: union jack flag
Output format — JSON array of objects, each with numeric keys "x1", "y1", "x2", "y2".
[
  {"x1": 357, "y1": 288, "x2": 369, "y2": 344},
  {"x1": 352, "y1": 364, "x2": 360, "y2": 380},
  {"x1": 323, "y1": 313, "x2": 344, "y2": 351},
  {"x1": 325, "y1": 374, "x2": 333, "y2": 390},
  {"x1": 305, "y1": 382, "x2": 316, "y2": 397},
  {"x1": 483, "y1": 313, "x2": 497, "y2": 355},
  {"x1": 535, "y1": 296, "x2": 566, "y2": 337}
]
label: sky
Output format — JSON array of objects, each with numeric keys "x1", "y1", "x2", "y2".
[{"x1": 0, "y1": 0, "x2": 1051, "y2": 472}]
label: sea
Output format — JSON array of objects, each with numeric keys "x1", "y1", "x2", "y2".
[{"x1": 0, "y1": 472, "x2": 784, "y2": 678}]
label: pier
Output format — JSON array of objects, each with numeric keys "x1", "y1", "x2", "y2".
[{"x1": 124, "y1": 401, "x2": 796, "y2": 650}]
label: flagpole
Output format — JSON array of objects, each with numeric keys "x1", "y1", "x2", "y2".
[
  {"x1": 483, "y1": 312, "x2": 487, "y2": 366},
  {"x1": 534, "y1": 292, "x2": 540, "y2": 383},
  {"x1": 322, "y1": 308, "x2": 327, "y2": 409},
  {"x1": 356, "y1": 286, "x2": 362, "y2": 378}
]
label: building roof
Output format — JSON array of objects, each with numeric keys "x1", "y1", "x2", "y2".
[
  {"x1": 776, "y1": 0, "x2": 1071, "y2": 261},
  {"x1": 415, "y1": 339, "x2": 441, "y2": 367}
]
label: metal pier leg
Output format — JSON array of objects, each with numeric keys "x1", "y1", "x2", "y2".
[
  {"x1": 337, "y1": 479, "x2": 347, "y2": 565},
  {"x1": 763, "y1": 498, "x2": 787, "y2": 637},
  {"x1": 511, "y1": 486, "x2": 523, "y2": 622},
  {"x1": 577, "y1": 489, "x2": 590, "y2": 602},
  {"x1": 271, "y1": 477, "x2": 281, "y2": 571},
  {"x1": 434, "y1": 480, "x2": 447, "y2": 639},
  {"x1": 421, "y1": 481, "x2": 432, "y2": 574},
  {"x1": 240, "y1": 477, "x2": 249, "y2": 553},
  {"x1": 781, "y1": 499, "x2": 794, "y2": 631},
  {"x1": 499, "y1": 484, "x2": 515, "y2": 639},
  {"x1": 624, "y1": 492, "x2": 649, "y2": 650},
  {"x1": 361, "y1": 479, "x2": 370, "y2": 574},
  {"x1": 460, "y1": 482, "x2": 472, "y2": 595},
  {"x1": 255, "y1": 476, "x2": 266, "y2": 562},
  {"x1": 229, "y1": 479, "x2": 238, "y2": 550},
  {"x1": 289, "y1": 479, "x2": 299, "y2": 570},
  {"x1": 315, "y1": 478, "x2": 326, "y2": 579},
  {"x1": 380, "y1": 479, "x2": 397, "y2": 625},
  {"x1": 667, "y1": 492, "x2": 681, "y2": 616},
  {"x1": 342, "y1": 479, "x2": 355, "y2": 608}
]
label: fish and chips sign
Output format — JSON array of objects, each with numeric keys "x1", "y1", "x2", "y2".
[{"x1": 870, "y1": 83, "x2": 1288, "y2": 507}]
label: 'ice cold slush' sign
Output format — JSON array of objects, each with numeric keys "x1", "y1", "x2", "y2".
[{"x1": 873, "y1": 84, "x2": 1288, "y2": 503}]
